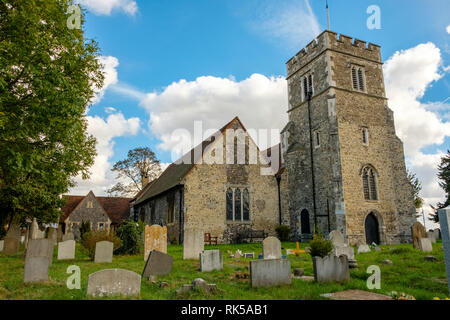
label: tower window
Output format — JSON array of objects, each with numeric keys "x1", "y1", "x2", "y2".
[
  {"x1": 314, "y1": 131, "x2": 320, "y2": 148},
  {"x1": 351, "y1": 66, "x2": 366, "y2": 92},
  {"x1": 362, "y1": 127, "x2": 369, "y2": 145},
  {"x1": 302, "y1": 73, "x2": 314, "y2": 101},
  {"x1": 226, "y1": 187, "x2": 250, "y2": 222},
  {"x1": 362, "y1": 166, "x2": 378, "y2": 200}
]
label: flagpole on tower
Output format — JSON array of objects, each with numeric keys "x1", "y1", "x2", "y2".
[{"x1": 326, "y1": 0, "x2": 331, "y2": 30}]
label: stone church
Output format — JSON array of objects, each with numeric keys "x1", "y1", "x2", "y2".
[{"x1": 132, "y1": 30, "x2": 416, "y2": 246}]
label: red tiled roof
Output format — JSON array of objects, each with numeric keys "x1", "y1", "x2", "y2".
[{"x1": 60, "y1": 194, "x2": 132, "y2": 224}]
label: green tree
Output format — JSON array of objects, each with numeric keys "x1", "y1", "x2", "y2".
[
  {"x1": 108, "y1": 147, "x2": 162, "y2": 197},
  {"x1": 0, "y1": 1, "x2": 103, "y2": 227},
  {"x1": 437, "y1": 150, "x2": 450, "y2": 209},
  {"x1": 407, "y1": 170, "x2": 424, "y2": 211}
]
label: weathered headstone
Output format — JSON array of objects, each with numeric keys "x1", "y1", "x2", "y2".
[
  {"x1": 24, "y1": 256, "x2": 49, "y2": 283},
  {"x1": 419, "y1": 238, "x2": 433, "y2": 252},
  {"x1": 329, "y1": 230, "x2": 345, "y2": 247},
  {"x1": 58, "y1": 240, "x2": 76, "y2": 260},
  {"x1": 262, "y1": 237, "x2": 282, "y2": 260},
  {"x1": 144, "y1": 225, "x2": 167, "y2": 261},
  {"x1": 0, "y1": 240, "x2": 4, "y2": 252},
  {"x1": 26, "y1": 239, "x2": 54, "y2": 266},
  {"x1": 142, "y1": 250, "x2": 173, "y2": 278},
  {"x1": 183, "y1": 227, "x2": 204, "y2": 260},
  {"x1": 29, "y1": 218, "x2": 40, "y2": 240},
  {"x1": 3, "y1": 237, "x2": 19, "y2": 255},
  {"x1": 357, "y1": 244, "x2": 371, "y2": 254},
  {"x1": 313, "y1": 254, "x2": 350, "y2": 283},
  {"x1": 250, "y1": 259, "x2": 291, "y2": 287},
  {"x1": 94, "y1": 241, "x2": 113, "y2": 263},
  {"x1": 439, "y1": 207, "x2": 450, "y2": 295},
  {"x1": 62, "y1": 232, "x2": 74, "y2": 242},
  {"x1": 87, "y1": 269, "x2": 141, "y2": 297},
  {"x1": 412, "y1": 222, "x2": 427, "y2": 249},
  {"x1": 334, "y1": 245, "x2": 355, "y2": 260},
  {"x1": 200, "y1": 250, "x2": 223, "y2": 272},
  {"x1": 47, "y1": 228, "x2": 57, "y2": 246}
]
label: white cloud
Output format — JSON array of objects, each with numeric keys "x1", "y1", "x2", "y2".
[
  {"x1": 70, "y1": 113, "x2": 141, "y2": 195},
  {"x1": 104, "y1": 107, "x2": 117, "y2": 114},
  {"x1": 250, "y1": 0, "x2": 321, "y2": 50},
  {"x1": 447, "y1": 25, "x2": 450, "y2": 34},
  {"x1": 138, "y1": 74, "x2": 288, "y2": 159},
  {"x1": 384, "y1": 42, "x2": 450, "y2": 210},
  {"x1": 91, "y1": 56, "x2": 119, "y2": 105},
  {"x1": 77, "y1": 0, "x2": 138, "y2": 16}
]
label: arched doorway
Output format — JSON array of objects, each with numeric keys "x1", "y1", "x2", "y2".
[
  {"x1": 365, "y1": 213, "x2": 380, "y2": 245},
  {"x1": 300, "y1": 209, "x2": 311, "y2": 234}
]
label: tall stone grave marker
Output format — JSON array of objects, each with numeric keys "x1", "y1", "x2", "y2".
[
  {"x1": 329, "y1": 230, "x2": 345, "y2": 246},
  {"x1": 47, "y1": 228, "x2": 57, "y2": 247},
  {"x1": 142, "y1": 250, "x2": 174, "y2": 279},
  {"x1": 87, "y1": 269, "x2": 141, "y2": 297},
  {"x1": 62, "y1": 232, "x2": 74, "y2": 242},
  {"x1": 250, "y1": 259, "x2": 291, "y2": 287},
  {"x1": 262, "y1": 237, "x2": 282, "y2": 260},
  {"x1": 26, "y1": 239, "x2": 54, "y2": 266},
  {"x1": 94, "y1": 241, "x2": 114, "y2": 263},
  {"x1": 58, "y1": 240, "x2": 76, "y2": 260},
  {"x1": 412, "y1": 222, "x2": 427, "y2": 249},
  {"x1": 0, "y1": 240, "x2": 4, "y2": 252},
  {"x1": 438, "y1": 207, "x2": 450, "y2": 295},
  {"x1": 3, "y1": 224, "x2": 21, "y2": 255},
  {"x1": 183, "y1": 227, "x2": 204, "y2": 260},
  {"x1": 200, "y1": 250, "x2": 223, "y2": 272},
  {"x1": 144, "y1": 225, "x2": 167, "y2": 261}
]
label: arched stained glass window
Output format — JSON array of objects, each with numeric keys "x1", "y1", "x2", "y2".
[
  {"x1": 362, "y1": 166, "x2": 378, "y2": 201},
  {"x1": 234, "y1": 188, "x2": 242, "y2": 221},
  {"x1": 243, "y1": 188, "x2": 250, "y2": 221},
  {"x1": 226, "y1": 188, "x2": 233, "y2": 221}
]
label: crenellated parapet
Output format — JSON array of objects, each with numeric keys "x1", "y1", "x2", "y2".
[{"x1": 286, "y1": 30, "x2": 381, "y2": 78}]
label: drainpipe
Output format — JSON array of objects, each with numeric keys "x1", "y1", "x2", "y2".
[
  {"x1": 307, "y1": 90, "x2": 318, "y2": 232},
  {"x1": 276, "y1": 176, "x2": 282, "y2": 225}
]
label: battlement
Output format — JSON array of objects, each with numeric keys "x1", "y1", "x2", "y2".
[{"x1": 286, "y1": 31, "x2": 381, "y2": 78}]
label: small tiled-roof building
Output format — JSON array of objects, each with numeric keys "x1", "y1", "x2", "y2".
[{"x1": 59, "y1": 191, "x2": 132, "y2": 236}]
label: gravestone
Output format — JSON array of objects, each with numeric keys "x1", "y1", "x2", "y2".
[
  {"x1": 144, "y1": 225, "x2": 167, "y2": 261},
  {"x1": 29, "y1": 218, "x2": 40, "y2": 240},
  {"x1": 419, "y1": 238, "x2": 433, "y2": 252},
  {"x1": 183, "y1": 227, "x2": 204, "y2": 260},
  {"x1": 142, "y1": 250, "x2": 173, "y2": 278},
  {"x1": 200, "y1": 250, "x2": 223, "y2": 272},
  {"x1": 357, "y1": 244, "x2": 371, "y2": 254},
  {"x1": 412, "y1": 222, "x2": 427, "y2": 249},
  {"x1": 58, "y1": 240, "x2": 76, "y2": 260},
  {"x1": 3, "y1": 238, "x2": 19, "y2": 255},
  {"x1": 94, "y1": 241, "x2": 113, "y2": 263},
  {"x1": 24, "y1": 256, "x2": 49, "y2": 283},
  {"x1": 250, "y1": 259, "x2": 291, "y2": 287},
  {"x1": 438, "y1": 207, "x2": 450, "y2": 295},
  {"x1": 47, "y1": 228, "x2": 57, "y2": 246},
  {"x1": 427, "y1": 230, "x2": 439, "y2": 243},
  {"x1": 334, "y1": 245, "x2": 355, "y2": 260},
  {"x1": 26, "y1": 239, "x2": 54, "y2": 266},
  {"x1": 62, "y1": 232, "x2": 74, "y2": 242},
  {"x1": 329, "y1": 230, "x2": 345, "y2": 247},
  {"x1": 0, "y1": 240, "x2": 4, "y2": 252},
  {"x1": 3, "y1": 224, "x2": 21, "y2": 255},
  {"x1": 313, "y1": 254, "x2": 350, "y2": 283},
  {"x1": 262, "y1": 237, "x2": 282, "y2": 259},
  {"x1": 87, "y1": 269, "x2": 141, "y2": 297}
]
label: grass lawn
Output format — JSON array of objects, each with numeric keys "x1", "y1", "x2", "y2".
[{"x1": 0, "y1": 241, "x2": 448, "y2": 300}]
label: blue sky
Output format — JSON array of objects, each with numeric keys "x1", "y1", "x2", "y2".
[{"x1": 73, "y1": 0, "x2": 449, "y2": 227}]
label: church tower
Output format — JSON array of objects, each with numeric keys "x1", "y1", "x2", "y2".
[{"x1": 281, "y1": 31, "x2": 416, "y2": 245}]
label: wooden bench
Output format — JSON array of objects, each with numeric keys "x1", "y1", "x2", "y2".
[{"x1": 204, "y1": 233, "x2": 218, "y2": 245}]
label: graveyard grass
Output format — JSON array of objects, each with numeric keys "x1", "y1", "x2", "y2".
[{"x1": 0, "y1": 242, "x2": 448, "y2": 300}]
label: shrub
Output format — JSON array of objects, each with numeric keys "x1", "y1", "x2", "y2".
[
  {"x1": 79, "y1": 220, "x2": 91, "y2": 241},
  {"x1": 275, "y1": 225, "x2": 291, "y2": 241},
  {"x1": 81, "y1": 230, "x2": 122, "y2": 259},
  {"x1": 308, "y1": 233, "x2": 333, "y2": 258},
  {"x1": 115, "y1": 220, "x2": 145, "y2": 255}
]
